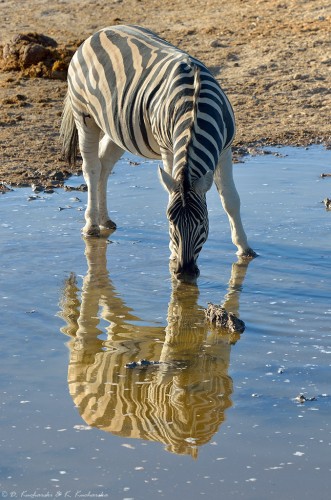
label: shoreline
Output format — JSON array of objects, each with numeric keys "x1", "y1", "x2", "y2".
[{"x1": 1, "y1": 0, "x2": 330, "y2": 187}]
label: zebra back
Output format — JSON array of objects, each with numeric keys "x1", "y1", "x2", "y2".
[{"x1": 65, "y1": 25, "x2": 235, "y2": 178}]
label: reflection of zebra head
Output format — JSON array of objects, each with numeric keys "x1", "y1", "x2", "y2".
[{"x1": 160, "y1": 167, "x2": 213, "y2": 282}]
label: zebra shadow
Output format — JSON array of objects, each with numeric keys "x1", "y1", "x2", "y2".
[{"x1": 59, "y1": 238, "x2": 251, "y2": 458}]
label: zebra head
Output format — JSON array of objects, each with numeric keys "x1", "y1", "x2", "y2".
[{"x1": 159, "y1": 167, "x2": 214, "y2": 282}]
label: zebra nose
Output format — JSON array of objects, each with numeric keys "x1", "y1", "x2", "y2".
[{"x1": 175, "y1": 260, "x2": 200, "y2": 282}]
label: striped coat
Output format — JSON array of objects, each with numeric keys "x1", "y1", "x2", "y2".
[
  {"x1": 61, "y1": 25, "x2": 255, "y2": 281},
  {"x1": 59, "y1": 238, "x2": 248, "y2": 456}
]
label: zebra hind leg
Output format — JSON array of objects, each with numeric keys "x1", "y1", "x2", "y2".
[
  {"x1": 77, "y1": 121, "x2": 103, "y2": 237},
  {"x1": 98, "y1": 136, "x2": 124, "y2": 231}
]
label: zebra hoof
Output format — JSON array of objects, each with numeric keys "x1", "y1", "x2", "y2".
[
  {"x1": 241, "y1": 248, "x2": 258, "y2": 259},
  {"x1": 101, "y1": 219, "x2": 117, "y2": 230},
  {"x1": 82, "y1": 225, "x2": 100, "y2": 238}
]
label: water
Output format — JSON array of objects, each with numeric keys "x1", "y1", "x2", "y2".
[{"x1": 1, "y1": 146, "x2": 330, "y2": 499}]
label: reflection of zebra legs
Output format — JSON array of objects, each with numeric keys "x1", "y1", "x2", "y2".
[
  {"x1": 59, "y1": 239, "x2": 254, "y2": 456},
  {"x1": 159, "y1": 255, "x2": 251, "y2": 368},
  {"x1": 222, "y1": 258, "x2": 250, "y2": 315}
]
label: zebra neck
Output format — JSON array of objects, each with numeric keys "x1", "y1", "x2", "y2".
[
  {"x1": 172, "y1": 109, "x2": 217, "y2": 184},
  {"x1": 172, "y1": 64, "x2": 208, "y2": 183}
]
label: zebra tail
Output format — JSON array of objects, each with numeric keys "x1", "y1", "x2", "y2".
[{"x1": 60, "y1": 93, "x2": 78, "y2": 166}]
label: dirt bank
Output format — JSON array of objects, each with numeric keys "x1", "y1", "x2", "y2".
[{"x1": 0, "y1": 0, "x2": 330, "y2": 188}]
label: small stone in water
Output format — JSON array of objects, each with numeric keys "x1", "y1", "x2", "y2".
[
  {"x1": 125, "y1": 359, "x2": 161, "y2": 369},
  {"x1": 31, "y1": 183, "x2": 44, "y2": 192},
  {"x1": 204, "y1": 304, "x2": 245, "y2": 333},
  {"x1": 125, "y1": 361, "x2": 138, "y2": 369},
  {"x1": 64, "y1": 184, "x2": 87, "y2": 192},
  {"x1": 323, "y1": 198, "x2": 331, "y2": 209},
  {"x1": 295, "y1": 394, "x2": 317, "y2": 403}
]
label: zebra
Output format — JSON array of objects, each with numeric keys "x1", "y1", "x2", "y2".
[{"x1": 60, "y1": 24, "x2": 256, "y2": 281}]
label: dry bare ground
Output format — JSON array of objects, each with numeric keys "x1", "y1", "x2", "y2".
[{"x1": 0, "y1": 0, "x2": 330, "y2": 188}]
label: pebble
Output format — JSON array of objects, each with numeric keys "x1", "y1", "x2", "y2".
[
  {"x1": 125, "y1": 359, "x2": 161, "y2": 369},
  {"x1": 295, "y1": 394, "x2": 317, "y2": 403},
  {"x1": 31, "y1": 183, "x2": 44, "y2": 192},
  {"x1": 64, "y1": 184, "x2": 87, "y2": 192},
  {"x1": 323, "y1": 198, "x2": 331, "y2": 209},
  {"x1": 204, "y1": 303, "x2": 245, "y2": 333},
  {"x1": 210, "y1": 39, "x2": 227, "y2": 48}
]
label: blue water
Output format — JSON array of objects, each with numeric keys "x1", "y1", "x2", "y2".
[{"x1": 0, "y1": 146, "x2": 330, "y2": 499}]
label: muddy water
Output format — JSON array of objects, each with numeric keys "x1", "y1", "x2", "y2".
[{"x1": 1, "y1": 147, "x2": 330, "y2": 499}]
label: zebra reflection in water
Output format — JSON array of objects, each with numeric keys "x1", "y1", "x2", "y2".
[{"x1": 59, "y1": 238, "x2": 251, "y2": 457}]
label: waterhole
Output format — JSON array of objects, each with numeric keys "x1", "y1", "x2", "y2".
[{"x1": 1, "y1": 146, "x2": 330, "y2": 499}]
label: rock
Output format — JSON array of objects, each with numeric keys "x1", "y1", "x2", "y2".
[
  {"x1": 204, "y1": 304, "x2": 245, "y2": 333},
  {"x1": 50, "y1": 171, "x2": 65, "y2": 181},
  {"x1": 0, "y1": 32, "x2": 75, "y2": 80},
  {"x1": 125, "y1": 361, "x2": 138, "y2": 369},
  {"x1": 210, "y1": 39, "x2": 227, "y2": 48},
  {"x1": 295, "y1": 394, "x2": 317, "y2": 403},
  {"x1": 125, "y1": 359, "x2": 161, "y2": 369},
  {"x1": 12, "y1": 33, "x2": 57, "y2": 48},
  {"x1": 31, "y1": 183, "x2": 44, "y2": 192},
  {"x1": 0, "y1": 182, "x2": 13, "y2": 194},
  {"x1": 27, "y1": 195, "x2": 41, "y2": 201},
  {"x1": 64, "y1": 184, "x2": 88, "y2": 192},
  {"x1": 323, "y1": 198, "x2": 331, "y2": 209},
  {"x1": 226, "y1": 52, "x2": 239, "y2": 61},
  {"x1": 21, "y1": 43, "x2": 50, "y2": 68}
]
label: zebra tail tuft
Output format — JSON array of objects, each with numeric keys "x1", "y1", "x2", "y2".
[{"x1": 60, "y1": 93, "x2": 78, "y2": 166}]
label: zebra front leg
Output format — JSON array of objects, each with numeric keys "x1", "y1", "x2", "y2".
[
  {"x1": 214, "y1": 148, "x2": 256, "y2": 258},
  {"x1": 160, "y1": 147, "x2": 174, "y2": 176},
  {"x1": 98, "y1": 136, "x2": 124, "y2": 230},
  {"x1": 160, "y1": 148, "x2": 177, "y2": 261}
]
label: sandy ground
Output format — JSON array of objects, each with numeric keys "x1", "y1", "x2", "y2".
[{"x1": 0, "y1": 0, "x2": 330, "y2": 188}]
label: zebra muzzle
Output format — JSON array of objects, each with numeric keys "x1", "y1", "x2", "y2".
[{"x1": 174, "y1": 259, "x2": 200, "y2": 282}]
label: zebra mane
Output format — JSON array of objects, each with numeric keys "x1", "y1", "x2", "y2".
[{"x1": 180, "y1": 65, "x2": 201, "y2": 206}]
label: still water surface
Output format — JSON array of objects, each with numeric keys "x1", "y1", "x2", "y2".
[{"x1": 1, "y1": 147, "x2": 330, "y2": 499}]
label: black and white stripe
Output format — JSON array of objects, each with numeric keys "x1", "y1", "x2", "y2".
[{"x1": 61, "y1": 25, "x2": 254, "y2": 280}]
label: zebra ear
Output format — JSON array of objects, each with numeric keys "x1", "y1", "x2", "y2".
[
  {"x1": 158, "y1": 166, "x2": 179, "y2": 194},
  {"x1": 192, "y1": 170, "x2": 214, "y2": 195}
]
